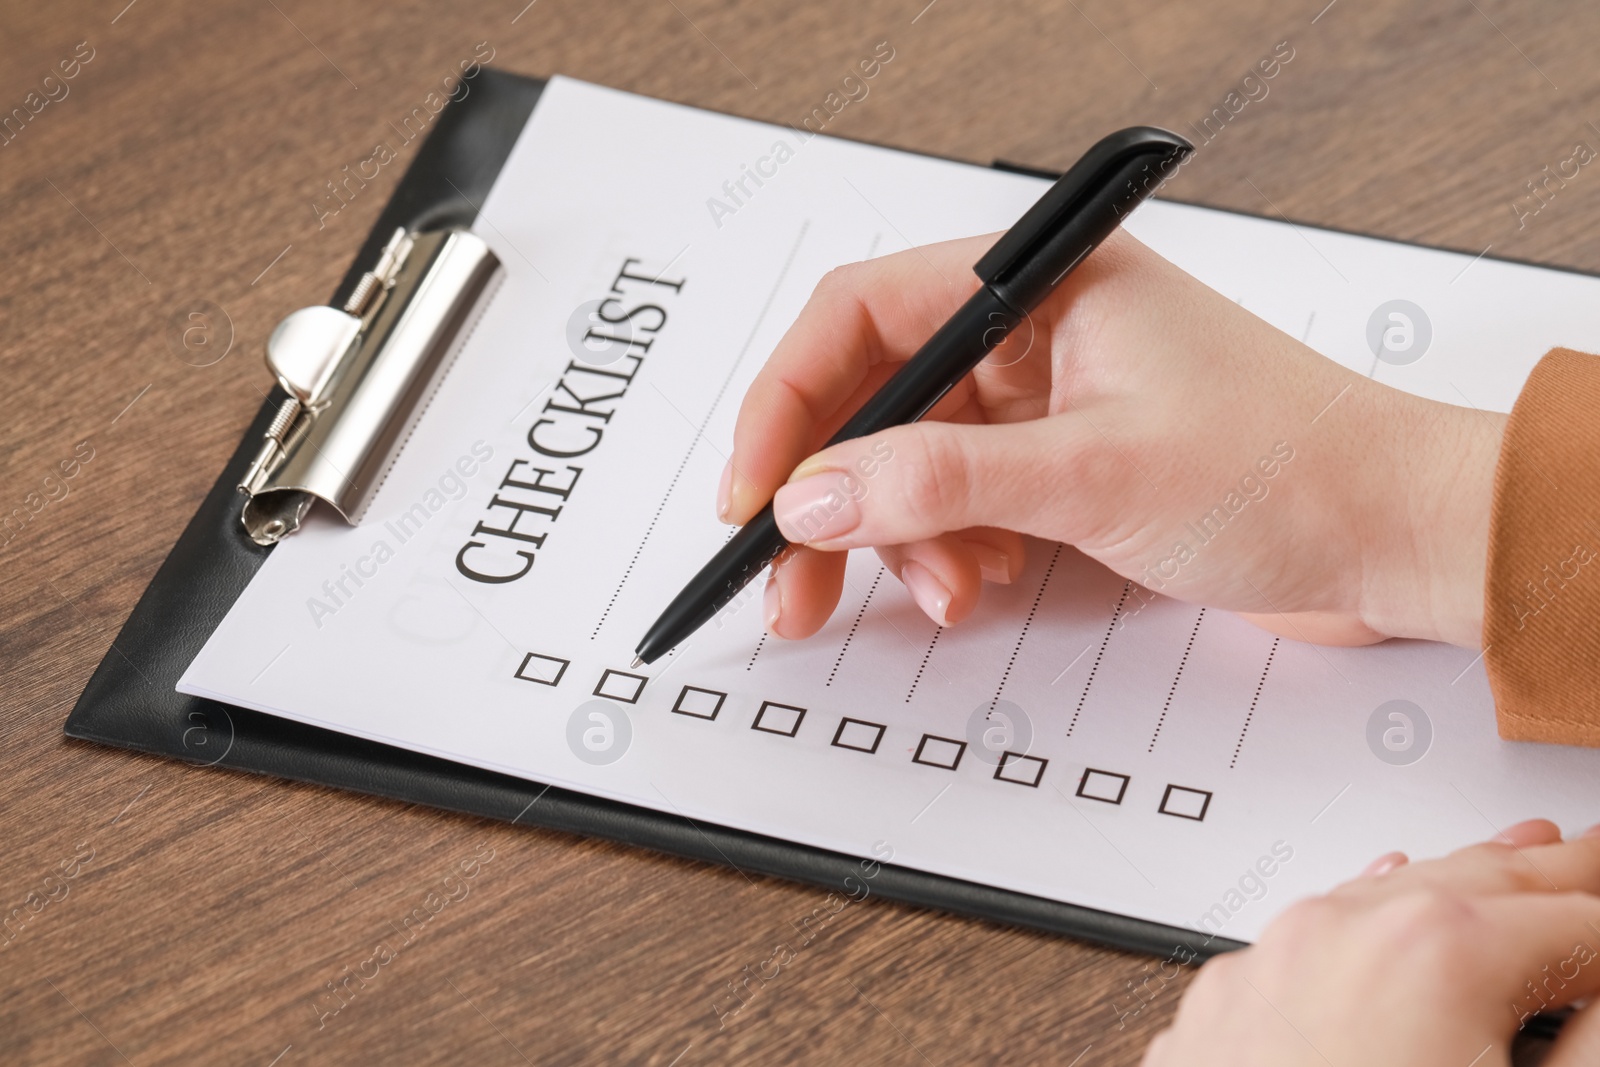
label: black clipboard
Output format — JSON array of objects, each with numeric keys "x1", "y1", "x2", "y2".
[{"x1": 64, "y1": 69, "x2": 1243, "y2": 961}]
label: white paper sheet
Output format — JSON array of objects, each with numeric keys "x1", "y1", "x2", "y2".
[{"x1": 181, "y1": 77, "x2": 1600, "y2": 944}]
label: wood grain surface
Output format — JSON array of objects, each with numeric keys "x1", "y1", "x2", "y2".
[{"x1": 3, "y1": 0, "x2": 1598, "y2": 1063}]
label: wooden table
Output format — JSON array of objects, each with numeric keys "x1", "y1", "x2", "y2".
[{"x1": 3, "y1": 0, "x2": 1596, "y2": 1062}]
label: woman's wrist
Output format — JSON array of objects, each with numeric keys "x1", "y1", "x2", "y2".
[{"x1": 1357, "y1": 392, "x2": 1505, "y2": 648}]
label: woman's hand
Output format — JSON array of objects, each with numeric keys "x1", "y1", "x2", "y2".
[
  {"x1": 723, "y1": 230, "x2": 1504, "y2": 647},
  {"x1": 1143, "y1": 820, "x2": 1600, "y2": 1066}
]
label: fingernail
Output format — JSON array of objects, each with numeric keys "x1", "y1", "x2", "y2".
[
  {"x1": 902, "y1": 560, "x2": 952, "y2": 626},
  {"x1": 716, "y1": 460, "x2": 734, "y2": 522},
  {"x1": 774, "y1": 471, "x2": 861, "y2": 543},
  {"x1": 1359, "y1": 851, "x2": 1407, "y2": 878},
  {"x1": 763, "y1": 577, "x2": 782, "y2": 634},
  {"x1": 966, "y1": 542, "x2": 1011, "y2": 584}
]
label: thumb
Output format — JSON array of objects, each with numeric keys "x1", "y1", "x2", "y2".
[{"x1": 772, "y1": 417, "x2": 1092, "y2": 549}]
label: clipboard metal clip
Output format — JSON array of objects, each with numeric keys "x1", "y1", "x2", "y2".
[{"x1": 239, "y1": 226, "x2": 501, "y2": 546}]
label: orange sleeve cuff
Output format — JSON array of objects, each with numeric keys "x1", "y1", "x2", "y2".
[{"x1": 1483, "y1": 348, "x2": 1600, "y2": 746}]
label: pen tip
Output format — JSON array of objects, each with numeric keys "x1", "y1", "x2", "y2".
[{"x1": 630, "y1": 655, "x2": 644, "y2": 669}]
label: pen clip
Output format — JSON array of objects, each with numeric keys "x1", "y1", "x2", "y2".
[{"x1": 973, "y1": 126, "x2": 1193, "y2": 312}]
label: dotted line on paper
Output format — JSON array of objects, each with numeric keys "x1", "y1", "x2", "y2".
[
  {"x1": 905, "y1": 626, "x2": 944, "y2": 703},
  {"x1": 590, "y1": 222, "x2": 810, "y2": 639},
  {"x1": 1231, "y1": 637, "x2": 1280, "y2": 769},
  {"x1": 593, "y1": 443, "x2": 700, "y2": 640},
  {"x1": 1149, "y1": 608, "x2": 1206, "y2": 753},
  {"x1": 987, "y1": 543, "x2": 1064, "y2": 711},
  {"x1": 1066, "y1": 579, "x2": 1132, "y2": 740},
  {"x1": 828, "y1": 567, "x2": 884, "y2": 686},
  {"x1": 739, "y1": 528, "x2": 769, "y2": 670}
]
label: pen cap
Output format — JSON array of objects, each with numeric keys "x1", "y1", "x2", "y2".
[{"x1": 973, "y1": 127, "x2": 1192, "y2": 313}]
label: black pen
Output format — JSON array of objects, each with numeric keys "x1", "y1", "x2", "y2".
[{"x1": 632, "y1": 126, "x2": 1194, "y2": 666}]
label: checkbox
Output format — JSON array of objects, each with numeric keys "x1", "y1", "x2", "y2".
[
  {"x1": 994, "y1": 751, "x2": 1047, "y2": 787},
  {"x1": 593, "y1": 668, "x2": 647, "y2": 704},
  {"x1": 1077, "y1": 767, "x2": 1130, "y2": 805},
  {"x1": 752, "y1": 701, "x2": 806, "y2": 737},
  {"x1": 912, "y1": 734, "x2": 965, "y2": 770},
  {"x1": 831, "y1": 718, "x2": 885, "y2": 754},
  {"x1": 1159, "y1": 784, "x2": 1212, "y2": 821},
  {"x1": 672, "y1": 685, "x2": 726, "y2": 720},
  {"x1": 515, "y1": 652, "x2": 568, "y2": 686}
]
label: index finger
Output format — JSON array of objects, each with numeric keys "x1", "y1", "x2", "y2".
[
  {"x1": 1339, "y1": 825, "x2": 1600, "y2": 900},
  {"x1": 723, "y1": 234, "x2": 990, "y2": 524}
]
